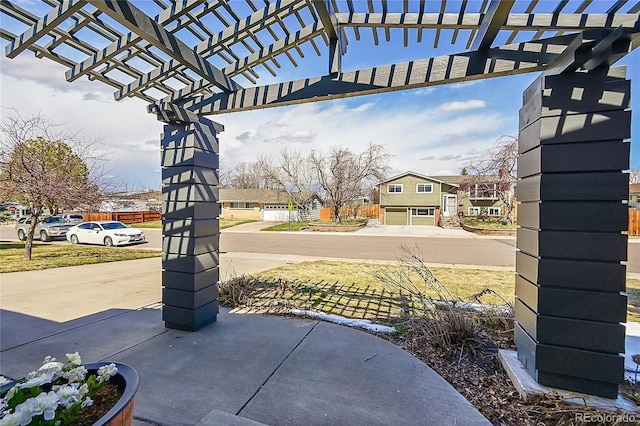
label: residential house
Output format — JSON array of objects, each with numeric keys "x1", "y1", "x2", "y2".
[
  {"x1": 432, "y1": 175, "x2": 512, "y2": 219},
  {"x1": 100, "y1": 189, "x2": 162, "y2": 213},
  {"x1": 378, "y1": 171, "x2": 513, "y2": 226},
  {"x1": 219, "y1": 188, "x2": 323, "y2": 221},
  {"x1": 378, "y1": 172, "x2": 459, "y2": 226},
  {"x1": 630, "y1": 184, "x2": 640, "y2": 208}
]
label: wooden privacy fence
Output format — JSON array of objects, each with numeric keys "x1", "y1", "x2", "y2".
[
  {"x1": 629, "y1": 208, "x2": 640, "y2": 236},
  {"x1": 79, "y1": 211, "x2": 161, "y2": 224},
  {"x1": 320, "y1": 204, "x2": 380, "y2": 221}
]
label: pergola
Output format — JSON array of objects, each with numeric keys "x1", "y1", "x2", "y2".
[{"x1": 1, "y1": 0, "x2": 639, "y2": 399}]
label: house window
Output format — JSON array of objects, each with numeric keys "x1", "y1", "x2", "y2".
[
  {"x1": 230, "y1": 202, "x2": 252, "y2": 209},
  {"x1": 468, "y1": 207, "x2": 481, "y2": 216},
  {"x1": 411, "y1": 208, "x2": 435, "y2": 216},
  {"x1": 388, "y1": 184, "x2": 403, "y2": 193},
  {"x1": 488, "y1": 207, "x2": 502, "y2": 216},
  {"x1": 469, "y1": 183, "x2": 498, "y2": 199},
  {"x1": 416, "y1": 183, "x2": 433, "y2": 193}
]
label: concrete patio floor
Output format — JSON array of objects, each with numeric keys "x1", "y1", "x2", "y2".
[{"x1": 0, "y1": 257, "x2": 490, "y2": 425}]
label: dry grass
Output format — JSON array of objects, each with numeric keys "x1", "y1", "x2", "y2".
[
  {"x1": 0, "y1": 242, "x2": 161, "y2": 273},
  {"x1": 258, "y1": 260, "x2": 640, "y2": 322}
]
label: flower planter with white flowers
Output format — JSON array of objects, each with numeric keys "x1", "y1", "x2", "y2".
[{"x1": 0, "y1": 353, "x2": 139, "y2": 425}]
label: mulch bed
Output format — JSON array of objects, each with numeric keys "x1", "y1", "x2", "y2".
[{"x1": 377, "y1": 318, "x2": 640, "y2": 425}]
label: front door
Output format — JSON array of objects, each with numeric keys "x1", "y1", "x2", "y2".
[{"x1": 442, "y1": 195, "x2": 457, "y2": 216}]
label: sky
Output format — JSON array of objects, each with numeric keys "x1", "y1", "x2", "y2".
[{"x1": 0, "y1": 2, "x2": 638, "y2": 190}]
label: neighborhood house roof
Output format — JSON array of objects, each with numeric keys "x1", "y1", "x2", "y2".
[
  {"x1": 630, "y1": 184, "x2": 640, "y2": 194},
  {"x1": 220, "y1": 189, "x2": 320, "y2": 205},
  {"x1": 378, "y1": 171, "x2": 460, "y2": 187}
]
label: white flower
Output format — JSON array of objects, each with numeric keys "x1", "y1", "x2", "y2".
[
  {"x1": 62, "y1": 366, "x2": 87, "y2": 383},
  {"x1": 4, "y1": 386, "x2": 17, "y2": 401},
  {"x1": 54, "y1": 384, "x2": 81, "y2": 409},
  {"x1": 78, "y1": 383, "x2": 89, "y2": 397},
  {"x1": 18, "y1": 371, "x2": 55, "y2": 389},
  {"x1": 65, "y1": 352, "x2": 81, "y2": 366},
  {"x1": 23, "y1": 391, "x2": 58, "y2": 421},
  {"x1": 96, "y1": 363, "x2": 117, "y2": 383},
  {"x1": 42, "y1": 356, "x2": 56, "y2": 364},
  {"x1": 81, "y1": 397, "x2": 93, "y2": 408},
  {"x1": 0, "y1": 408, "x2": 30, "y2": 426},
  {"x1": 0, "y1": 377, "x2": 10, "y2": 386},
  {"x1": 38, "y1": 361, "x2": 64, "y2": 382}
]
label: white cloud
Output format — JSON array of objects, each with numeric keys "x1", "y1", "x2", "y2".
[
  {"x1": 1, "y1": 54, "x2": 516, "y2": 189},
  {"x1": 439, "y1": 99, "x2": 486, "y2": 111},
  {"x1": 217, "y1": 95, "x2": 509, "y2": 179}
]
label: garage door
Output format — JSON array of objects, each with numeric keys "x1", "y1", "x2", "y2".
[
  {"x1": 385, "y1": 208, "x2": 408, "y2": 225},
  {"x1": 263, "y1": 209, "x2": 299, "y2": 221}
]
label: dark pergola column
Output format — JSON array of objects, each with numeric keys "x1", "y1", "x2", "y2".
[
  {"x1": 159, "y1": 111, "x2": 222, "y2": 331},
  {"x1": 515, "y1": 66, "x2": 631, "y2": 398}
]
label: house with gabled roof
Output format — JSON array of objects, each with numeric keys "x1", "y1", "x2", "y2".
[
  {"x1": 378, "y1": 171, "x2": 459, "y2": 226},
  {"x1": 378, "y1": 171, "x2": 512, "y2": 226},
  {"x1": 219, "y1": 188, "x2": 323, "y2": 222}
]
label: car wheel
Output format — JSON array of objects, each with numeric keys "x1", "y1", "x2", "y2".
[
  {"x1": 70, "y1": 234, "x2": 79, "y2": 245},
  {"x1": 17, "y1": 229, "x2": 25, "y2": 241},
  {"x1": 104, "y1": 236, "x2": 113, "y2": 247},
  {"x1": 40, "y1": 231, "x2": 49, "y2": 242}
]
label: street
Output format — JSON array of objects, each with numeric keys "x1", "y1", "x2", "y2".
[{"x1": 2, "y1": 224, "x2": 639, "y2": 273}]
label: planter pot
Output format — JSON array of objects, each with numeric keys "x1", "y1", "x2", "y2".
[
  {"x1": 0, "y1": 362, "x2": 139, "y2": 426},
  {"x1": 85, "y1": 362, "x2": 139, "y2": 426}
]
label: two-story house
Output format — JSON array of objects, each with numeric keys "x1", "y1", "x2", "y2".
[
  {"x1": 378, "y1": 172, "x2": 459, "y2": 226},
  {"x1": 378, "y1": 171, "x2": 513, "y2": 226}
]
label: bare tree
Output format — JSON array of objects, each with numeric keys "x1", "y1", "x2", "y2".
[
  {"x1": 256, "y1": 148, "x2": 317, "y2": 220},
  {"x1": 0, "y1": 109, "x2": 110, "y2": 259},
  {"x1": 460, "y1": 135, "x2": 518, "y2": 224},
  {"x1": 629, "y1": 169, "x2": 640, "y2": 184},
  {"x1": 218, "y1": 156, "x2": 231, "y2": 188},
  {"x1": 310, "y1": 143, "x2": 390, "y2": 222},
  {"x1": 227, "y1": 161, "x2": 273, "y2": 189}
]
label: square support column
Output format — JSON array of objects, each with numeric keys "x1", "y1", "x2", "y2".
[
  {"x1": 160, "y1": 116, "x2": 221, "y2": 331},
  {"x1": 516, "y1": 66, "x2": 631, "y2": 399}
]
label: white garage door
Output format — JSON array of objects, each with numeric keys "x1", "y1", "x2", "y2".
[{"x1": 263, "y1": 209, "x2": 299, "y2": 221}]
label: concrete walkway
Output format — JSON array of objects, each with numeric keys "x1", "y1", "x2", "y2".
[{"x1": 0, "y1": 257, "x2": 490, "y2": 425}]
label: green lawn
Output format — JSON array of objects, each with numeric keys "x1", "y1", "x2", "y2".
[
  {"x1": 261, "y1": 219, "x2": 367, "y2": 232},
  {"x1": 131, "y1": 220, "x2": 162, "y2": 228},
  {"x1": 261, "y1": 221, "x2": 309, "y2": 231},
  {"x1": 0, "y1": 242, "x2": 161, "y2": 273},
  {"x1": 131, "y1": 219, "x2": 256, "y2": 230},
  {"x1": 462, "y1": 219, "x2": 518, "y2": 230}
]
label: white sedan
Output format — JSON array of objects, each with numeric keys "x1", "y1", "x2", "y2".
[{"x1": 66, "y1": 221, "x2": 146, "y2": 247}]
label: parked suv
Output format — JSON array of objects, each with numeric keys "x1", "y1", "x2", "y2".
[
  {"x1": 16, "y1": 216, "x2": 75, "y2": 242},
  {"x1": 58, "y1": 213, "x2": 84, "y2": 224}
]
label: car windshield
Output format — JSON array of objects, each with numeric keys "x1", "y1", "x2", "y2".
[
  {"x1": 45, "y1": 217, "x2": 67, "y2": 223},
  {"x1": 101, "y1": 222, "x2": 128, "y2": 230}
]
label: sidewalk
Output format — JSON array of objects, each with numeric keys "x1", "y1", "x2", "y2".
[
  {"x1": 0, "y1": 256, "x2": 490, "y2": 425},
  {"x1": 224, "y1": 221, "x2": 479, "y2": 238}
]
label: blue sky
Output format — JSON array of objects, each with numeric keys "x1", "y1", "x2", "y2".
[{"x1": 0, "y1": 1, "x2": 638, "y2": 189}]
